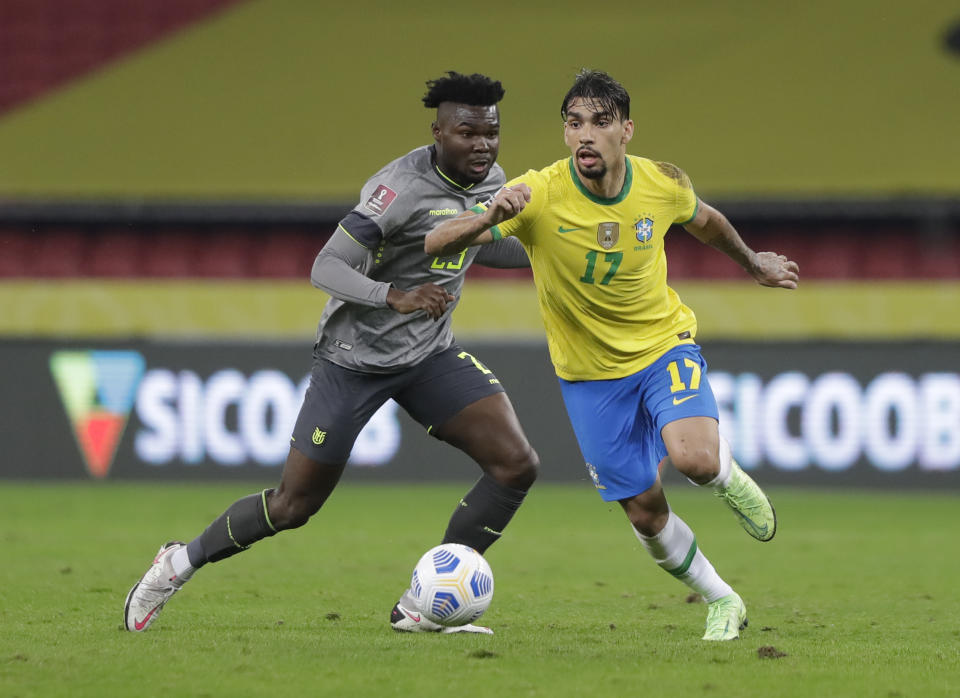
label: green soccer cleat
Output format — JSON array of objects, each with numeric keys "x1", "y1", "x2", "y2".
[
  {"x1": 715, "y1": 462, "x2": 777, "y2": 542},
  {"x1": 702, "y1": 593, "x2": 747, "y2": 641}
]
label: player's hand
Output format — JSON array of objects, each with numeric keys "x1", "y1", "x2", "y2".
[
  {"x1": 750, "y1": 252, "x2": 800, "y2": 289},
  {"x1": 483, "y1": 184, "x2": 531, "y2": 226},
  {"x1": 386, "y1": 283, "x2": 456, "y2": 320}
]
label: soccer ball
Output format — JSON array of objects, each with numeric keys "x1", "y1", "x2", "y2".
[{"x1": 411, "y1": 543, "x2": 494, "y2": 626}]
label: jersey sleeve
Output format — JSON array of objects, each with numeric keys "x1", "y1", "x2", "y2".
[
  {"x1": 345, "y1": 163, "x2": 419, "y2": 245},
  {"x1": 471, "y1": 169, "x2": 548, "y2": 244},
  {"x1": 473, "y1": 236, "x2": 530, "y2": 268},
  {"x1": 654, "y1": 161, "x2": 699, "y2": 225},
  {"x1": 310, "y1": 228, "x2": 390, "y2": 307}
]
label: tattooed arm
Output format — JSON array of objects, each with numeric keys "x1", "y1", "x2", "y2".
[{"x1": 683, "y1": 200, "x2": 800, "y2": 289}]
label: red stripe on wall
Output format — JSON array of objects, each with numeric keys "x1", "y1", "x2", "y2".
[{"x1": 0, "y1": 0, "x2": 246, "y2": 115}]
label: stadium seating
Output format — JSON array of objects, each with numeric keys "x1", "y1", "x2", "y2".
[
  {"x1": 0, "y1": 0, "x2": 955, "y2": 284},
  {"x1": 0, "y1": 218, "x2": 956, "y2": 280}
]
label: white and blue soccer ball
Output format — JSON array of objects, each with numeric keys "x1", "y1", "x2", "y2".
[{"x1": 411, "y1": 543, "x2": 494, "y2": 626}]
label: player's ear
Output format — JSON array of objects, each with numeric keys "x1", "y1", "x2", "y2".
[
  {"x1": 431, "y1": 121, "x2": 441, "y2": 143},
  {"x1": 621, "y1": 119, "x2": 634, "y2": 145}
]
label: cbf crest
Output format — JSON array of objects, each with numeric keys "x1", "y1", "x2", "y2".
[
  {"x1": 585, "y1": 462, "x2": 606, "y2": 491},
  {"x1": 597, "y1": 222, "x2": 619, "y2": 250},
  {"x1": 634, "y1": 214, "x2": 655, "y2": 243}
]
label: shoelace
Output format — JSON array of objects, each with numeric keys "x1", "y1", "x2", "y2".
[
  {"x1": 705, "y1": 598, "x2": 738, "y2": 627},
  {"x1": 713, "y1": 473, "x2": 755, "y2": 508}
]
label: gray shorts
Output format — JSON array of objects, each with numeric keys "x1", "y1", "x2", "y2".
[{"x1": 290, "y1": 344, "x2": 505, "y2": 464}]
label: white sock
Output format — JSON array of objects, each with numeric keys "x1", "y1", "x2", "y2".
[
  {"x1": 635, "y1": 512, "x2": 733, "y2": 603},
  {"x1": 170, "y1": 546, "x2": 196, "y2": 583},
  {"x1": 704, "y1": 436, "x2": 734, "y2": 489}
]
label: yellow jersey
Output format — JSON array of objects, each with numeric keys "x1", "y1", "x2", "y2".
[{"x1": 486, "y1": 155, "x2": 700, "y2": 381}]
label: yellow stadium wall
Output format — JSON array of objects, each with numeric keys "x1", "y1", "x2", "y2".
[{"x1": 2, "y1": 279, "x2": 958, "y2": 340}]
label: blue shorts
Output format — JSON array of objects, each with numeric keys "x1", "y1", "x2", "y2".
[{"x1": 558, "y1": 344, "x2": 719, "y2": 501}]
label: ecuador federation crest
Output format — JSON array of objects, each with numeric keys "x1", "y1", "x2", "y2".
[{"x1": 597, "y1": 222, "x2": 619, "y2": 250}]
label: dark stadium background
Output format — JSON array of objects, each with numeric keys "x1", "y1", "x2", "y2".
[{"x1": 1, "y1": 0, "x2": 958, "y2": 487}]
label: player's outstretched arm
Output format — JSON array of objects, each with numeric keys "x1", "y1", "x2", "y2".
[
  {"x1": 683, "y1": 200, "x2": 800, "y2": 289},
  {"x1": 425, "y1": 184, "x2": 531, "y2": 257},
  {"x1": 313, "y1": 228, "x2": 453, "y2": 320}
]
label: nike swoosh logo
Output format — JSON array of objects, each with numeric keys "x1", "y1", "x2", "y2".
[
  {"x1": 134, "y1": 603, "x2": 161, "y2": 631},
  {"x1": 557, "y1": 226, "x2": 582, "y2": 233},
  {"x1": 403, "y1": 609, "x2": 421, "y2": 623},
  {"x1": 672, "y1": 395, "x2": 697, "y2": 405},
  {"x1": 732, "y1": 508, "x2": 769, "y2": 537}
]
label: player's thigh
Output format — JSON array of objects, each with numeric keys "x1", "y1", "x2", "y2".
[
  {"x1": 433, "y1": 392, "x2": 536, "y2": 475},
  {"x1": 558, "y1": 374, "x2": 665, "y2": 502},
  {"x1": 641, "y1": 344, "x2": 719, "y2": 428},
  {"x1": 639, "y1": 344, "x2": 721, "y2": 470},
  {"x1": 290, "y1": 356, "x2": 398, "y2": 466},
  {"x1": 660, "y1": 417, "x2": 720, "y2": 468},
  {"x1": 395, "y1": 345, "x2": 506, "y2": 437}
]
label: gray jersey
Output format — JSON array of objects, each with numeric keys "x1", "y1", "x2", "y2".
[{"x1": 315, "y1": 145, "x2": 506, "y2": 373}]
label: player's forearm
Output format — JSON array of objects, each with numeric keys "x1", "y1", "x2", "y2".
[
  {"x1": 424, "y1": 212, "x2": 492, "y2": 257},
  {"x1": 688, "y1": 210, "x2": 759, "y2": 273},
  {"x1": 310, "y1": 248, "x2": 390, "y2": 308}
]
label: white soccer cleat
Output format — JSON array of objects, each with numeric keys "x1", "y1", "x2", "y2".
[
  {"x1": 123, "y1": 541, "x2": 187, "y2": 632},
  {"x1": 390, "y1": 591, "x2": 493, "y2": 635}
]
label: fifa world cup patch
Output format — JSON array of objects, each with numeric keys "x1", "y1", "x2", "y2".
[
  {"x1": 597, "y1": 222, "x2": 619, "y2": 250},
  {"x1": 364, "y1": 185, "x2": 398, "y2": 215}
]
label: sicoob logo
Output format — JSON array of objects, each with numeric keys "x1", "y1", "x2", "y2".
[{"x1": 364, "y1": 185, "x2": 398, "y2": 215}]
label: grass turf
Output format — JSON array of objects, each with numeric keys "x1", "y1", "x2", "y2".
[{"x1": 1, "y1": 483, "x2": 957, "y2": 697}]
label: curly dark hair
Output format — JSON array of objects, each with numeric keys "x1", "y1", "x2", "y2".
[
  {"x1": 560, "y1": 69, "x2": 630, "y2": 121},
  {"x1": 422, "y1": 71, "x2": 505, "y2": 109}
]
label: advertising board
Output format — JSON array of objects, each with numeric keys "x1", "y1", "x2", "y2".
[{"x1": 2, "y1": 339, "x2": 957, "y2": 488}]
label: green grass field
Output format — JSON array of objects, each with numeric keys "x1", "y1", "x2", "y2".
[{"x1": 1, "y1": 483, "x2": 957, "y2": 697}]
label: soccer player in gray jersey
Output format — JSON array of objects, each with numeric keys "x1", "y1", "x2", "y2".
[{"x1": 124, "y1": 72, "x2": 538, "y2": 635}]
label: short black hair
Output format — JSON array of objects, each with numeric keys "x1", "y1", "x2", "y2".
[
  {"x1": 560, "y1": 69, "x2": 630, "y2": 121},
  {"x1": 422, "y1": 71, "x2": 505, "y2": 109}
]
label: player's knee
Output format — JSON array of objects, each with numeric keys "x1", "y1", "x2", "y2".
[
  {"x1": 623, "y1": 493, "x2": 669, "y2": 537},
  {"x1": 267, "y1": 490, "x2": 323, "y2": 530},
  {"x1": 629, "y1": 507, "x2": 668, "y2": 537},
  {"x1": 668, "y1": 444, "x2": 719, "y2": 480},
  {"x1": 492, "y1": 442, "x2": 539, "y2": 490}
]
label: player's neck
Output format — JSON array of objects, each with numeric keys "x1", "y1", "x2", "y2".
[
  {"x1": 431, "y1": 147, "x2": 476, "y2": 191},
  {"x1": 576, "y1": 157, "x2": 627, "y2": 199}
]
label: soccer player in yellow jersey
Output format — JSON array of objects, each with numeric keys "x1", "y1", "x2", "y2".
[{"x1": 426, "y1": 69, "x2": 799, "y2": 641}]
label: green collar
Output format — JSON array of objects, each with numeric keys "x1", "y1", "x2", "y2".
[
  {"x1": 434, "y1": 163, "x2": 475, "y2": 191},
  {"x1": 568, "y1": 156, "x2": 632, "y2": 205}
]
